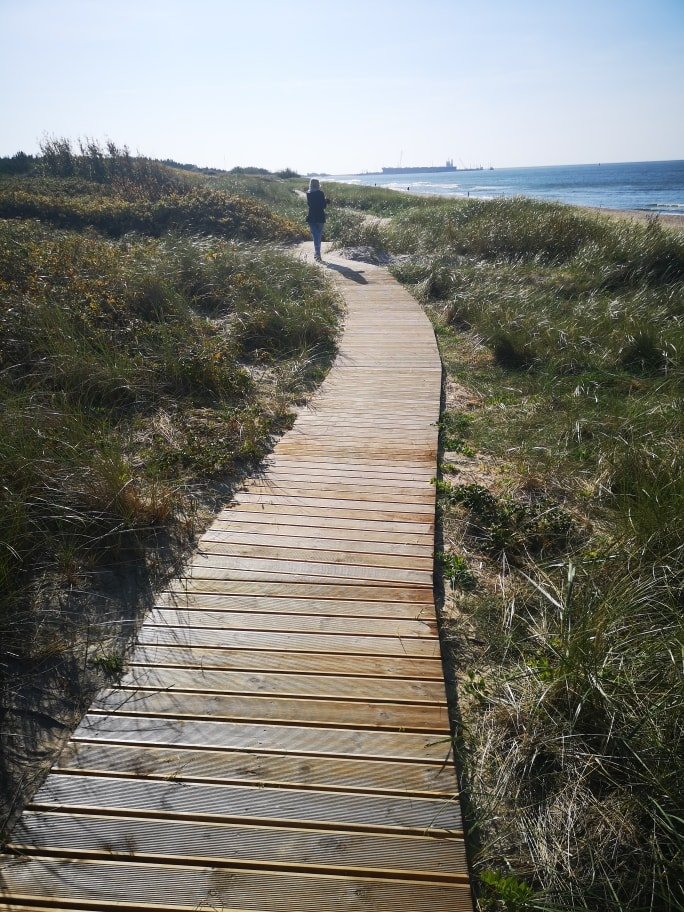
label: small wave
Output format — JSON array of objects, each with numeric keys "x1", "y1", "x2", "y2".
[
  {"x1": 635, "y1": 203, "x2": 684, "y2": 216},
  {"x1": 410, "y1": 182, "x2": 461, "y2": 191}
]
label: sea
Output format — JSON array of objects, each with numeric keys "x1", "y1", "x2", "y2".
[{"x1": 332, "y1": 160, "x2": 684, "y2": 217}]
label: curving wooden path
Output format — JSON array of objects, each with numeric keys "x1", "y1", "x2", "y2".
[{"x1": 0, "y1": 248, "x2": 473, "y2": 911}]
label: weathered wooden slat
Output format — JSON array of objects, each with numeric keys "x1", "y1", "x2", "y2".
[
  {"x1": 198, "y1": 530, "x2": 433, "y2": 556},
  {"x1": 211, "y1": 509, "x2": 434, "y2": 534},
  {"x1": 242, "y1": 482, "x2": 435, "y2": 505},
  {"x1": 154, "y1": 591, "x2": 435, "y2": 619},
  {"x1": 115, "y1": 667, "x2": 446, "y2": 704},
  {"x1": 272, "y1": 437, "x2": 436, "y2": 450},
  {"x1": 196, "y1": 539, "x2": 434, "y2": 569},
  {"x1": 225, "y1": 497, "x2": 434, "y2": 523},
  {"x1": 91, "y1": 689, "x2": 450, "y2": 733},
  {"x1": 72, "y1": 715, "x2": 453, "y2": 763},
  {"x1": 259, "y1": 467, "x2": 436, "y2": 483},
  {"x1": 145, "y1": 607, "x2": 436, "y2": 637},
  {"x1": 171, "y1": 568, "x2": 429, "y2": 589},
  {"x1": 182, "y1": 557, "x2": 433, "y2": 587},
  {"x1": 163, "y1": 579, "x2": 435, "y2": 604},
  {"x1": 31, "y1": 775, "x2": 461, "y2": 834},
  {"x1": 54, "y1": 742, "x2": 457, "y2": 796},
  {"x1": 263, "y1": 456, "x2": 436, "y2": 475},
  {"x1": 250, "y1": 473, "x2": 433, "y2": 492},
  {"x1": 292, "y1": 417, "x2": 436, "y2": 429},
  {"x1": 0, "y1": 857, "x2": 473, "y2": 910},
  {"x1": 273, "y1": 447, "x2": 437, "y2": 460},
  {"x1": 135, "y1": 625, "x2": 440, "y2": 658},
  {"x1": 12, "y1": 811, "x2": 468, "y2": 879},
  {"x1": 127, "y1": 645, "x2": 443, "y2": 678},
  {"x1": 208, "y1": 519, "x2": 434, "y2": 545}
]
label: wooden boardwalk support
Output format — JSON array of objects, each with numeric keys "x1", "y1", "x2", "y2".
[{"x1": 1, "y1": 249, "x2": 473, "y2": 911}]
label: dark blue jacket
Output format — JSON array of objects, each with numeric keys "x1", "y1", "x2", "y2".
[{"x1": 306, "y1": 189, "x2": 327, "y2": 223}]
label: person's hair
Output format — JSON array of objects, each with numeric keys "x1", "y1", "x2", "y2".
[{"x1": 308, "y1": 178, "x2": 320, "y2": 191}]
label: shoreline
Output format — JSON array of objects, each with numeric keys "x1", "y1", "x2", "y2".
[
  {"x1": 368, "y1": 184, "x2": 684, "y2": 227},
  {"x1": 586, "y1": 205, "x2": 683, "y2": 226}
]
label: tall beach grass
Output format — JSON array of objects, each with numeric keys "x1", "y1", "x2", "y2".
[{"x1": 339, "y1": 194, "x2": 683, "y2": 911}]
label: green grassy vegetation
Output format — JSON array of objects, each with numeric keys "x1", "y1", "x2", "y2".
[
  {"x1": 0, "y1": 138, "x2": 305, "y2": 242},
  {"x1": 339, "y1": 195, "x2": 683, "y2": 912},
  {"x1": 204, "y1": 175, "x2": 430, "y2": 250},
  {"x1": 0, "y1": 178, "x2": 304, "y2": 242},
  {"x1": 323, "y1": 181, "x2": 443, "y2": 217},
  {"x1": 0, "y1": 141, "x2": 341, "y2": 832},
  {"x1": 319, "y1": 182, "x2": 452, "y2": 252},
  {"x1": 205, "y1": 174, "x2": 387, "y2": 247}
]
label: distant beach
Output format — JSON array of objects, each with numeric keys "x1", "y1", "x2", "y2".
[
  {"x1": 333, "y1": 160, "x2": 684, "y2": 221},
  {"x1": 587, "y1": 206, "x2": 683, "y2": 226}
]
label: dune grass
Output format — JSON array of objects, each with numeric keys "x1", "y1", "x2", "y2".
[
  {"x1": 0, "y1": 138, "x2": 306, "y2": 243},
  {"x1": 322, "y1": 181, "x2": 445, "y2": 217},
  {"x1": 0, "y1": 181, "x2": 305, "y2": 242},
  {"x1": 0, "y1": 155, "x2": 341, "y2": 831},
  {"x1": 338, "y1": 194, "x2": 683, "y2": 911}
]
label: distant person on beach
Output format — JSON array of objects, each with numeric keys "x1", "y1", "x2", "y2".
[{"x1": 305, "y1": 178, "x2": 327, "y2": 262}]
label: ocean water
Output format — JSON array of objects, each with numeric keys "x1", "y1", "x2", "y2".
[{"x1": 333, "y1": 160, "x2": 684, "y2": 216}]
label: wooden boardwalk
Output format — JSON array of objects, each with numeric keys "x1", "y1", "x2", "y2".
[{"x1": 1, "y1": 249, "x2": 473, "y2": 911}]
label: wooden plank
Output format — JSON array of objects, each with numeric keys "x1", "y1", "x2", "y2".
[
  {"x1": 274, "y1": 416, "x2": 439, "y2": 426},
  {"x1": 164, "y1": 577, "x2": 433, "y2": 600},
  {"x1": 253, "y1": 473, "x2": 433, "y2": 491},
  {"x1": 273, "y1": 447, "x2": 437, "y2": 460},
  {"x1": 163, "y1": 580, "x2": 435, "y2": 604},
  {"x1": 183, "y1": 557, "x2": 433, "y2": 587},
  {"x1": 31, "y1": 775, "x2": 462, "y2": 834},
  {"x1": 115, "y1": 667, "x2": 447, "y2": 704},
  {"x1": 293, "y1": 416, "x2": 436, "y2": 428},
  {"x1": 246, "y1": 471, "x2": 436, "y2": 487},
  {"x1": 270, "y1": 435, "x2": 436, "y2": 447},
  {"x1": 226, "y1": 496, "x2": 434, "y2": 522},
  {"x1": 54, "y1": 742, "x2": 458, "y2": 796},
  {"x1": 211, "y1": 510, "x2": 433, "y2": 534},
  {"x1": 207, "y1": 520, "x2": 433, "y2": 545},
  {"x1": 91, "y1": 689, "x2": 450, "y2": 733},
  {"x1": 173, "y1": 568, "x2": 430, "y2": 589},
  {"x1": 262, "y1": 457, "x2": 436, "y2": 476},
  {"x1": 71, "y1": 715, "x2": 454, "y2": 763},
  {"x1": 154, "y1": 592, "x2": 436, "y2": 619},
  {"x1": 188, "y1": 553, "x2": 434, "y2": 581},
  {"x1": 12, "y1": 811, "x2": 468, "y2": 879},
  {"x1": 195, "y1": 539, "x2": 434, "y2": 570},
  {"x1": 127, "y1": 645, "x2": 443, "y2": 678},
  {"x1": 0, "y1": 857, "x2": 473, "y2": 910},
  {"x1": 145, "y1": 608, "x2": 436, "y2": 638},
  {"x1": 135, "y1": 626, "x2": 440, "y2": 658},
  {"x1": 198, "y1": 530, "x2": 433, "y2": 557},
  {"x1": 242, "y1": 482, "x2": 435, "y2": 505}
]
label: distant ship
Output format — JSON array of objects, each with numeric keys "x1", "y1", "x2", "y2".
[{"x1": 379, "y1": 159, "x2": 484, "y2": 175}]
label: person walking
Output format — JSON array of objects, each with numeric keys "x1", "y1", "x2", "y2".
[{"x1": 305, "y1": 178, "x2": 327, "y2": 262}]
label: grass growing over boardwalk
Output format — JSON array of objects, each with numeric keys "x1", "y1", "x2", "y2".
[
  {"x1": 337, "y1": 195, "x2": 683, "y2": 912},
  {"x1": 0, "y1": 147, "x2": 340, "y2": 832}
]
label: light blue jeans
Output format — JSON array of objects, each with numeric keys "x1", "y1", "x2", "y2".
[{"x1": 309, "y1": 221, "x2": 324, "y2": 258}]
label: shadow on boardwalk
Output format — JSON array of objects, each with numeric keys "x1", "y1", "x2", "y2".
[{"x1": 323, "y1": 261, "x2": 369, "y2": 284}]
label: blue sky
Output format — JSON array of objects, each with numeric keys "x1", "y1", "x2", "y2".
[{"x1": 1, "y1": 0, "x2": 682, "y2": 173}]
